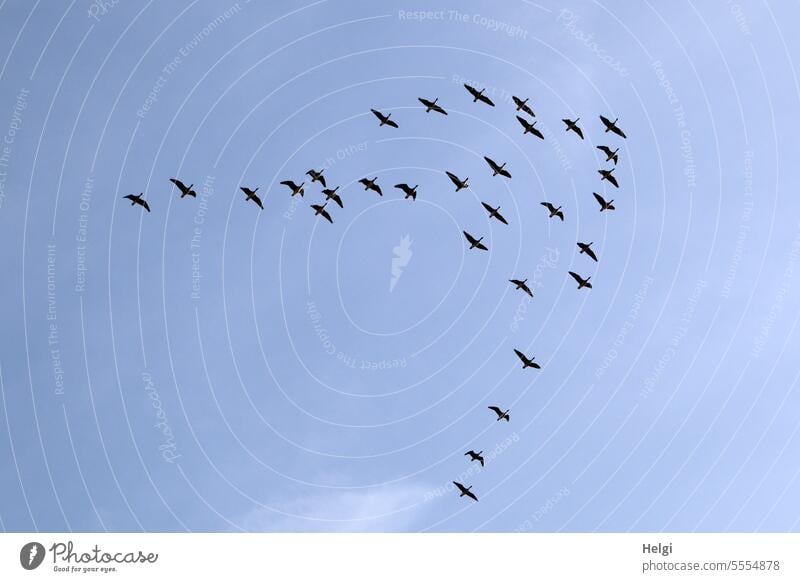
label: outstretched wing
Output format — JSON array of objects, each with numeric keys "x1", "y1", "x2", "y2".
[
  {"x1": 605, "y1": 173, "x2": 619, "y2": 188},
  {"x1": 568, "y1": 271, "x2": 583, "y2": 284},
  {"x1": 169, "y1": 178, "x2": 186, "y2": 191},
  {"x1": 593, "y1": 192, "x2": 607, "y2": 208},
  {"x1": 140, "y1": 199, "x2": 151, "y2": 212}
]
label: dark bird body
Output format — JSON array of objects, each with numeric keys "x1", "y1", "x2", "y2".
[
  {"x1": 311, "y1": 203, "x2": 333, "y2": 223},
  {"x1": 514, "y1": 349, "x2": 541, "y2": 369},
  {"x1": 169, "y1": 178, "x2": 195, "y2": 198},
  {"x1": 599, "y1": 168, "x2": 619, "y2": 188},
  {"x1": 446, "y1": 171, "x2": 469, "y2": 191},
  {"x1": 516, "y1": 116, "x2": 544, "y2": 139},
  {"x1": 464, "y1": 84, "x2": 495, "y2": 106},
  {"x1": 600, "y1": 115, "x2": 627, "y2": 138},
  {"x1": 394, "y1": 183, "x2": 418, "y2": 200},
  {"x1": 563, "y1": 117, "x2": 584, "y2": 139},
  {"x1": 322, "y1": 186, "x2": 343, "y2": 208},
  {"x1": 418, "y1": 97, "x2": 447, "y2": 115},
  {"x1": 597, "y1": 145, "x2": 619, "y2": 165},
  {"x1": 541, "y1": 202, "x2": 564, "y2": 221},
  {"x1": 359, "y1": 177, "x2": 382, "y2": 196},
  {"x1": 453, "y1": 481, "x2": 478, "y2": 502},
  {"x1": 484, "y1": 156, "x2": 511, "y2": 178},
  {"x1": 280, "y1": 180, "x2": 305, "y2": 197},
  {"x1": 512, "y1": 95, "x2": 535, "y2": 117},
  {"x1": 463, "y1": 231, "x2": 488, "y2": 251},
  {"x1": 509, "y1": 278, "x2": 533, "y2": 297},
  {"x1": 577, "y1": 242, "x2": 598, "y2": 262},
  {"x1": 465, "y1": 450, "x2": 485, "y2": 467},
  {"x1": 370, "y1": 108, "x2": 398, "y2": 128},
  {"x1": 239, "y1": 187, "x2": 263, "y2": 209},
  {"x1": 488, "y1": 406, "x2": 510, "y2": 422},
  {"x1": 306, "y1": 169, "x2": 326, "y2": 187},
  {"x1": 569, "y1": 271, "x2": 592, "y2": 289},
  {"x1": 123, "y1": 193, "x2": 150, "y2": 212},
  {"x1": 481, "y1": 202, "x2": 508, "y2": 225},
  {"x1": 593, "y1": 192, "x2": 615, "y2": 212}
]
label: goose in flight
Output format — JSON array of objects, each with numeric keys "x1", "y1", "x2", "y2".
[
  {"x1": 280, "y1": 180, "x2": 305, "y2": 197},
  {"x1": 446, "y1": 171, "x2": 469, "y2": 191},
  {"x1": 484, "y1": 156, "x2": 511, "y2": 178},
  {"x1": 481, "y1": 202, "x2": 508, "y2": 225},
  {"x1": 600, "y1": 115, "x2": 627, "y2": 138},
  {"x1": 418, "y1": 97, "x2": 447, "y2": 115},
  {"x1": 577, "y1": 241, "x2": 598, "y2": 262},
  {"x1": 598, "y1": 168, "x2": 619, "y2": 188},
  {"x1": 169, "y1": 178, "x2": 196, "y2": 198},
  {"x1": 512, "y1": 95, "x2": 535, "y2": 117},
  {"x1": 465, "y1": 450, "x2": 485, "y2": 467},
  {"x1": 306, "y1": 168, "x2": 326, "y2": 187},
  {"x1": 359, "y1": 177, "x2": 382, "y2": 196},
  {"x1": 488, "y1": 406, "x2": 510, "y2": 422},
  {"x1": 371, "y1": 108, "x2": 398, "y2": 128},
  {"x1": 516, "y1": 116, "x2": 544, "y2": 139},
  {"x1": 311, "y1": 203, "x2": 333, "y2": 224},
  {"x1": 569, "y1": 271, "x2": 592, "y2": 289},
  {"x1": 321, "y1": 186, "x2": 343, "y2": 208},
  {"x1": 562, "y1": 117, "x2": 584, "y2": 139},
  {"x1": 541, "y1": 202, "x2": 564, "y2": 221},
  {"x1": 593, "y1": 192, "x2": 615, "y2": 212},
  {"x1": 239, "y1": 187, "x2": 263, "y2": 209},
  {"x1": 514, "y1": 349, "x2": 541, "y2": 369},
  {"x1": 453, "y1": 481, "x2": 478, "y2": 502},
  {"x1": 463, "y1": 231, "x2": 488, "y2": 251},
  {"x1": 597, "y1": 145, "x2": 619, "y2": 165},
  {"x1": 394, "y1": 183, "x2": 418, "y2": 200},
  {"x1": 464, "y1": 84, "x2": 495, "y2": 106},
  {"x1": 123, "y1": 193, "x2": 150, "y2": 212},
  {"x1": 509, "y1": 278, "x2": 533, "y2": 297}
]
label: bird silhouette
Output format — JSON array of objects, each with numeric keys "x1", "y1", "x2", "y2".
[
  {"x1": 280, "y1": 180, "x2": 305, "y2": 197},
  {"x1": 514, "y1": 349, "x2": 541, "y2": 369},
  {"x1": 577, "y1": 241, "x2": 598, "y2": 262},
  {"x1": 600, "y1": 115, "x2": 627, "y2": 138},
  {"x1": 488, "y1": 406, "x2": 510, "y2": 422},
  {"x1": 509, "y1": 278, "x2": 533, "y2": 297},
  {"x1": 484, "y1": 156, "x2": 511, "y2": 178},
  {"x1": 446, "y1": 171, "x2": 469, "y2": 191},
  {"x1": 464, "y1": 84, "x2": 495, "y2": 106},
  {"x1": 370, "y1": 108, "x2": 398, "y2": 128},
  {"x1": 321, "y1": 186, "x2": 343, "y2": 208},
  {"x1": 239, "y1": 187, "x2": 263, "y2": 209},
  {"x1": 311, "y1": 203, "x2": 333, "y2": 223},
  {"x1": 541, "y1": 202, "x2": 564, "y2": 221},
  {"x1": 562, "y1": 117, "x2": 584, "y2": 139},
  {"x1": 593, "y1": 192, "x2": 615, "y2": 212},
  {"x1": 512, "y1": 95, "x2": 535, "y2": 117},
  {"x1": 359, "y1": 177, "x2": 382, "y2": 196},
  {"x1": 598, "y1": 168, "x2": 619, "y2": 188},
  {"x1": 306, "y1": 169, "x2": 326, "y2": 187},
  {"x1": 453, "y1": 481, "x2": 479, "y2": 502},
  {"x1": 516, "y1": 116, "x2": 544, "y2": 139},
  {"x1": 568, "y1": 271, "x2": 592, "y2": 289},
  {"x1": 394, "y1": 183, "x2": 418, "y2": 200},
  {"x1": 597, "y1": 145, "x2": 619, "y2": 165},
  {"x1": 418, "y1": 97, "x2": 447, "y2": 115},
  {"x1": 169, "y1": 178, "x2": 196, "y2": 198},
  {"x1": 463, "y1": 231, "x2": 488, "y2": 251},
  {"x1": 481, "y1": 202, "x2": 508, "y2": 225},
  {"x1": 465, "y1": 450, "x2": 485, "y2": 467},
  {"x1": 123, "y1": 193, "x2": 150, "y2": 212}
]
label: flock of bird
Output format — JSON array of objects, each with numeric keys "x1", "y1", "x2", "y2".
[{"x1": 121, "y1": 82, "x2": 627, "y2": 504}]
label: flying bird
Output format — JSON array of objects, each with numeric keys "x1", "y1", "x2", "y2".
[
  {"x1": 512, "y1": 95, "x2": 535, "y2": 117},
  {"x1": 488, "y1": 406, "x2": 510, "y2": 422},
  {"x1": 359, "y1": 177, "x2": 382, "y2": 196},
  {"x1": 598, "y1": 168, "x2": 619, "y2": 188},
  {"x1": 568, "y1": 271, "x2": 592, "y2": 289},
  {"x1": 453, "y1": 481, "x2": 478, "y2": 502},
  {"x1": 123, "y1": 193, "x2": 150, "y2": 212},
  {"x1": 541, "y1": 202, "x2": 564, "y2": 221},
  {"x1": 597, "y1": 145, "x2": 619, "y2": 165},
  {"x1": 593, "y1": 192, "x2": 615, "y2": 212},
  {"x1": 239, "y1": 187, "x2": 263, "y2": 209},
  {"x1": 484, "y1": 156, "x2": 511, "y2": 178},
  {"x1": 562, "y1": 117, "x2": 584, "y2": 139},
  {"x1": 394, "y1": 183, "x2": 418, "y2": 200},
  {"x1": 169, "y1": 178, "x2": 196, "y2": 198},
  {"x1": 370, "y1": 108, "x2": 398, "y2": 128},
  {"x1": 481, "y1": 202, "x2": 508, "y2": 225},
  {"x1": 306, "y1": 169, "x2": 326, "y2": 187},
  {"x1": 516, "y1": 116, "x2": 544, "y2": 139},
  {"x1": 311, "y1": 203, "x2": 333, "y2": 224},
  {"x1": 446, "y1": 171, "x2": 469, "y2": 191},
  {"x1": 514, "y1": 349, "x2": 541, "y2": 369},
  {"x1": 577, "y1": 241, "x2": 598, "y2": 262},
  {"x1": 418, "y1": 97, "x2": 447, "y2": 115},
  {"x1": 465, "y1": 450, "x2": 485, "y2": 467},
  {"x1": 463, "y1": 84, "x2": 495, "y2": 106},
  {"x1": 463, "y1": 231, "x2": 488, "y2": 251},
  {"x1": 322, "y1": 186, "x2": 343, "y2": 208},
  {"x1": 509, "y1": 278, "x2": 533, "y2": 298},
  {"x1": 600, "y1": 115, "x2": 627, "y2": 138},
  {"x1": 280, "y1": 180, "x2": 305, "y2": 197}
]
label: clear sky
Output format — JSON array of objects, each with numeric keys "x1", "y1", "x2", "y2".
[{"x1": 0, "y1": 0, "x2": 799, "y2": 532}]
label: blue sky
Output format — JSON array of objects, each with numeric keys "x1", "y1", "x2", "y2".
[{"x1": 1, "y1": 0, "x2": 799, "y2": 532}]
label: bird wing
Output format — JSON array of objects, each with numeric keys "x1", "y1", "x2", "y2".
[
  {"x1": 516, "y1": 115, "x2": 531, "y2": 130},
  {"x1": 568, "y1": 271, "x2": 583, "y2": 284},
  {"x1": 600, "y1": 115, "x2": 612, "y2": 128},
  {"x1": 394, "y1": 184, "x2": 409, "y2": 194},
  {"x1": 593, "y1": 192, "x2": 607, "y2": 207},
  {"x1": 521, "y1": 103, "x2": 535, "y2": 117},
  {"x1": 169, "y1": 178, "x2": 186, "y2": 190},
  {"x1": 141, "y1": 199, "x2": 151, "y2": 212},
  {"x1": 479, "y1": 94, "x2": 495, "y2": 106},
  {"x1": 498, "y1": 168, "x2": 511, "y2": 178},
  {"x1": 370, "y1": 109, "x2": 382, "y2": 120},
  {"x1": 465, "y1": 490, "x2": 478, "y2": 502},
  {"x1": 484, "y1": 156, "x2": 498, "y2": 171},
  {"x1": 373, "y1": 184, "x2": 382, "y2": 195},
  {"x1": 332, "y1": 194, "x2": 344, "y2": 208},
  {"x1": 446, "y1": 171, "x2": 461, "y2": 186},
  {"x1": 597, "y1": 146, "x2": 611, "y2": 156},
  {"x1": 475, "y1": 241, "x2": 488, "y2": 251},
  {"x1": 280, "y1": 181, "x2": 295, "y2": 189},
  {"x1": 606, "y1": 174, "x2": 619, "y2": 188},
  {"x1": 585, "y1": 247, "x2": 598, "y2": 262},
  {"x1": 252, "y1": 195, "x2": 263, "y2": 209},
  {"x1": 522, "y1": 284, "x2": 533, "y2": 297},
  {"x1": 540, "y1": 202, "x2": 553, "y2": 211},
  {"x1": 574, "y1": 126, "x2": 584, "y2": 139},
  {"x1": 464, "y1": 84, "x2": 477, "y2": 97},
  {"x1": 514, "y1": 349, "x2": 527, "y2": 363},
  {"x1": 385, "y1": 118, "x2": 399, "y2": 128},
  {"x1": 613, "y1": 127, "x2": 627, "y2": 138},
  {"x1": 495, "y1": 210, "x2": 508, "y2": 225},
  {"x1": 488, "y1": 406, "x2": 502, "y2": 415},
  {"x1": 321, "y1": 209, "x2": 333, "y2": 223},
  {"x1": 556, "y1": 211, "x2": 564, "y2": 221},
  {"x1": 432, "y1": 104, "x2": 447, "y2": 115},
  {"x1": 123, "y1": 194, "x2": 136, "y2": 201},
  {"x1": 531, "y1": 127, "x2": 544, "y2": 139},
  {"x1": 481, "y1": 202, "x2": 493, "y2": 213},
  {"x1": 463, "y1": 231, "x2": 477, "y2": 245}
]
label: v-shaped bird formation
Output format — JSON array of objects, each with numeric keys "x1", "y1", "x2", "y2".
[{"x1": 121, "y1": 82, "x2": 626, "y2": 505}]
